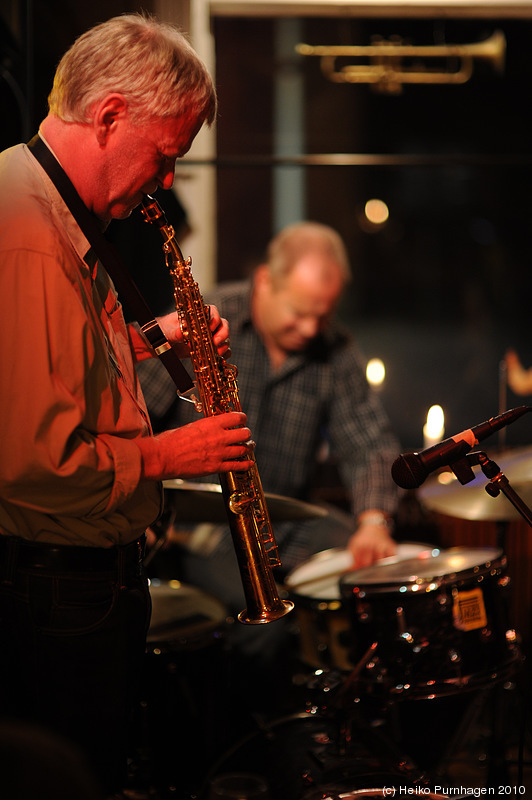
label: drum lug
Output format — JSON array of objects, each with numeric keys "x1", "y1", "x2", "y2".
[
  {"x1": 506, "y1": 628, "x2": 520, "y2": 645},
  {"x1": 355, "y1": 597, "x2": 372, "y2": 623},
  {"x1": 448, "y1": 648, "x2": 461, "y2": 664},
  {"x1": 480, "y1": 626, "x2": 494, "y2": 642}
]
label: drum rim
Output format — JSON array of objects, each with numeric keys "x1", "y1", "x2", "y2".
[
  {"x1": 285, "y1": 542, "x2": 439, "y2": 600},
  {"x1": 340, "y1": 546, "x2": 505, "y2": 593}
]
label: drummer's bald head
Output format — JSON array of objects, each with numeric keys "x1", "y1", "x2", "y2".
[{"x1": 265, "y1": 222, "x2": 351, "y2": 289}]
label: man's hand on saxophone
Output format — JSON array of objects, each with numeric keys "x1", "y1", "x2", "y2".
[
  {"x1": 156, "y1": 305, "x2": 231, "y2": 360},
  {"x1": 133, "y1": 300, "x2": 243, "y2": 481},
  {"x1": 136, "y1": 412, "x2": 253, "y2": 481}
]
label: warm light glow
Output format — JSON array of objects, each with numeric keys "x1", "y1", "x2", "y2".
[
  {"x1": 449, "y1": 555, "x2": 466, "y2": 570},
  {"x1": 365, "y1": 198, "x2": 389, "y2": 225},
  {"x1": 423, "y1": 404, "x2": 445, "y2": 448},
  {"x1": 437, "y1": 470, "x2": 456, "y2": 485},
  {"x1": 424, "y1": 405, "x2": 444, "y2": 437},
  {"x1": 366, "y1": 357, "x2": 385, "y2": 386}
]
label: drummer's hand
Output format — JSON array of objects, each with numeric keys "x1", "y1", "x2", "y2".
[
  {"x1": 505, "y1": 348, "x2": 532, "y2": 395},
  {"x1": 347, "y1": 515, "x2": 396, "y2": 569}
]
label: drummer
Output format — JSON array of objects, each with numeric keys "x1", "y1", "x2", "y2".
[{"x1": 137, "y1": 222, "x2": 401, "y2": 673}]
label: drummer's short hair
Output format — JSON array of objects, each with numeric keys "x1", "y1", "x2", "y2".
[{"x1": 266, "y1": 222, "x2": 351, "y2": 286}]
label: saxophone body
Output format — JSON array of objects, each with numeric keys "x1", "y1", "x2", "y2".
[{"x1": 141, "y1": 195, "x2": 293, "y2": 624}]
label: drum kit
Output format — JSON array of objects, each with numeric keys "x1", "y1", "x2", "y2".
[{"x1": 136, "y1": 459, "x2": 530, "y2": 799}]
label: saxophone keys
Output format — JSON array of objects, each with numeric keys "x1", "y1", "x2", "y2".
[{"x1": 228, "y1": 491, "x2": 255, "y2": 515}]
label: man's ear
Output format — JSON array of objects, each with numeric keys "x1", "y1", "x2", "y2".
[
  {"x1": 254, "y1": 263, "x2": 272, "y2": 291},
  {"x1": 93, "y1": 94, "x2": 128, "y2": 146}
]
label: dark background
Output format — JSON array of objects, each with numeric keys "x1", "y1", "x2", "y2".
[{"x1": 3, "y1": 2, "x2": 532, "y2": 451}]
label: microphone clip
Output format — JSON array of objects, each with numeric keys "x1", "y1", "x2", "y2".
[{"x1": 448, "y1": 454, "x2": 479, "y2": 486}]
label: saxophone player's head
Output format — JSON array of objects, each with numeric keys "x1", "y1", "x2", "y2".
[
  {"x1": 251, "y1": 222, "x2": 352, "y2": 367},
  {"x1": 40, "y1": 13, "x2": 217, "y2": 223}
]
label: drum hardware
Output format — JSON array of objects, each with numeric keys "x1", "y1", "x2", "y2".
[
  {"x1": 425, "y1": 680, "x2": 520, "y2": 789},
  {"x1": 203, "y1": 710, "x2": 431, "y2": 800},
  {"x1": 340, "y1": 547, "x2": 523, "y2": 701}
]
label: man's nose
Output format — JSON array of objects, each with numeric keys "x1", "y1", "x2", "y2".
[
  {"x1": 159, "y1": 160, "x2": 176, "y2": 190},
  {"x1": 160, "y1": 169, "x2": 175, "y2": 190}
]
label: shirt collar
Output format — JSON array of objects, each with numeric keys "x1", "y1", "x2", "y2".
[{"x1": 29, "y1": 133, "x2": 96, "y2": 278}]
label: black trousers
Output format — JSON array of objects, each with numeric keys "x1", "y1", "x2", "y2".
[{"x1": 0, "y1": 536, "x2": 151, "y2": 796}]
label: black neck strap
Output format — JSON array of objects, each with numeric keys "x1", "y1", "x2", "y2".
[{"x1": 27, "y1": 134, "x2": 192, "y2": 392}]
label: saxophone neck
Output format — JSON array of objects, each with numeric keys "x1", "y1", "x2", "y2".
[{"x1": 141, "y1": 195, "x2": 185, "y2": 261}]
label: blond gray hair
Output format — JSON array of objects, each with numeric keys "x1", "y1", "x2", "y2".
[
  {"x1": 48, "y1": 13, "x2": 217, "y2": 126},
  {"x1": 267, "y1": 222, "x2": 351, "y2": 286}
]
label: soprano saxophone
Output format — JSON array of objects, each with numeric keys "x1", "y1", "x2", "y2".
[{"x1": 141, "y1": 195, "x2": 293, "y2": 625}]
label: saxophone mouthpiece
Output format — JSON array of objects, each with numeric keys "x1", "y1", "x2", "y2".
[{"x1": 140, "y1": 195, "x2": 166, "y2": 227}]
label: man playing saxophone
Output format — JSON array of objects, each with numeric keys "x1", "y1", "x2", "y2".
[{"x1": 0, "y1": 13, "x2": 252, "y2": 798}]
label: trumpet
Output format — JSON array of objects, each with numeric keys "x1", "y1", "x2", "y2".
[{"x1": 296, "y1": 29, "x2": 506, "y2": 94}]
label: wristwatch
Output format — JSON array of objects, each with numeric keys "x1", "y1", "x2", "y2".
[{"x1": 357, "y1": 512, "x2": 394, "y2": 531}]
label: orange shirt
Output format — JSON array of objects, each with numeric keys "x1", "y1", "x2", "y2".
[{"x1": 0, "y1": 143, "x2": 162, "y2": 546}]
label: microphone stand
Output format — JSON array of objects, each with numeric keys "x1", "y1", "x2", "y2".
[
  {"x1": 460, "y1": 450, "x2": 530, "y2": 789},
  {"x1": 467, "y1": 451, "x2": 532, "y2": 529}
]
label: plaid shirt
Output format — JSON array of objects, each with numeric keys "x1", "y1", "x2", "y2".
[{"x1": 138, "y1": 280, "x2": 399, "y2": 537}]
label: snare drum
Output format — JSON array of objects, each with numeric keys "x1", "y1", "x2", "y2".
[
  {"x1": 285, "y1": 543, "x2": 437, "y2": 671},
  {"x1": 340, "y1": 547, "x2": 522, "y2": 699}
]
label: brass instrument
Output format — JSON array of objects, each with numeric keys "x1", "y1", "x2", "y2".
[
  {"x1": 296, "y1": 29, "x2": 506, "y2": 94},
  {"x1": 141, "y1": 195, "x2": 293, "y2": 625}
]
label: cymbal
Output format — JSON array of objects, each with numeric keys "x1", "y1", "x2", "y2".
[
  {"x1": 419, "y1": 445, "x2": 532, "y2": 521},
  {"x1": 162, "y1": 479, "x2": 329, "y2": 523}
]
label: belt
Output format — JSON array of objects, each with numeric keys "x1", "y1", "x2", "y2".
[{"x1": 0, "y1": 534, "x2": 146, "y2": 574}]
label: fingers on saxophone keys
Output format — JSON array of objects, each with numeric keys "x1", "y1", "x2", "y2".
[
  {"x1": 209, "y1": 308, "x2": 229, "y2": 337},
  {"x1": 227, "y1": 433, "x2": 254, "y2": 467},
  {"x1": 227, "y1": 426, "x2": 252, "y2": 444},
  {"x1": 219, "y1": 340, "x2": 231, "y2": 360}
]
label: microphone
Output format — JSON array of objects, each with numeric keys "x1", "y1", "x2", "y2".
[{"x1": 391, "y1": 406, "x2": 531, "y2": 490}]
